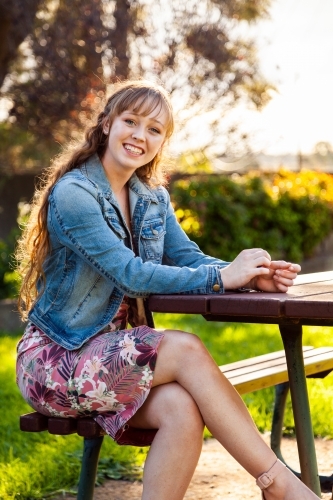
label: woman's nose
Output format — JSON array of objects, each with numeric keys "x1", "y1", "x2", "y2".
[{"x1": 132, "y1": 127, "x2": 145, "y2": 141}]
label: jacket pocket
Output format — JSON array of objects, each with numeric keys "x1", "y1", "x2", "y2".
[
  {"x1": 106, "y1": 215, "x2": 126, "y2": 240},
  {"x1": 140, "y1": 217, "x2": 166, "y2": 262},
  {"x1": 48, "y1": 260, "x2": 76, "y2": 311}
]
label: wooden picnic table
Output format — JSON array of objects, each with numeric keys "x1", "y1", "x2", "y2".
[{"x1": 148, "y1": 270, "x2": 333, "y2": 496}]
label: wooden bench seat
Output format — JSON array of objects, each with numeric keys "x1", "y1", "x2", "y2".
[
  {"x1": 221, "y1": 346, "x2": 333, "y2": 394},
  {"x1": 20, "y1": 346, "x2": 333, "y2": 499}
]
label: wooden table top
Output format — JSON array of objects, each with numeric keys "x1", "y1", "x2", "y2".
[{"x1": 148, "y1": 271, "x2": 333, "y2": 325}]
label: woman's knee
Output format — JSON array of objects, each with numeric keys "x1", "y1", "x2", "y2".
[
  {"x1": 161, "y1": 329, "x2": 206, "y2": 358},
  {"x1": 128, "y1": 383, "x2": 204, "y2": 436},
  {"x1": 158, "y1": 383, "x2": 204, "y2": 431},
  {"x1": 153, "y1": 330, "x2": 210, "y2": 386}
]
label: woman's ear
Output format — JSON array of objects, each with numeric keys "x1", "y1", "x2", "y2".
[{"x1": 102, "y1": 120, "x2": 110, "y2": 135}]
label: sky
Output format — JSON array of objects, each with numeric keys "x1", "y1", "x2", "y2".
[{"x1": 240, "y1": 0, "x2": 333, "y2": 155}]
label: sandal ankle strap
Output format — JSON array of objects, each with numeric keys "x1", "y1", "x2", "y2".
[{"x1": 256, "y1": 459, "x2": 286, "y2": 490}]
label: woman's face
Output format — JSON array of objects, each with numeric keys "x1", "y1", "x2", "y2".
[{"x1": 101, "y1": 100, "x2": 168, "y2": 177}]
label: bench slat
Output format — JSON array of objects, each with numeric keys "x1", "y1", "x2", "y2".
[
  {"x1": 223, "y1": 347, "x2": 333, "y2": 379},
  {"x1": 221, "y1": 348, "x2": 333, "y2": 395},
  {"x1": 20, "y1": 412, "x2": 48, "y2": 432},
  {"x1": 220, "y1": 346, "x2": 314, "y2": 372},
  {"x1": 77, "y1": 418, "x2": 105, "y2": 438},
  {"x1": 48, "y1": 417, "x2": 77, "y2": 435}
]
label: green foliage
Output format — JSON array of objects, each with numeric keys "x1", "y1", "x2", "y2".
[
  {"x1": 0, "y1": 201, "x2": 31, "y2": 299},
  {"x1": 0, "y1": 335, "x2": 146, "y2": 499},
  {"x1": 172, "y1": 169, "x2": 333, "y2": 262},
  {"x1": 0, "y1": 227, "x2": 20, "y2": 299},
  {"x1": 0, "y1": 121, "x2": 59, "y2": 173}
]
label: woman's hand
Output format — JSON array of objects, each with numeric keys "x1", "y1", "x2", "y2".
[
  {"x1": 254, "y1": 261, "x2": 301, "y2": 293},
  {"x1": 220, "y1": 249, "x2": 272, "y2": 290},
  {"x1": 219, "y1": 249, "x2": 301, "y2": 293}
]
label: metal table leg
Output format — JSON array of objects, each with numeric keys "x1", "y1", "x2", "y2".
[{"x1": 279, "y1": 323, "x2": 321, "y2": 496}]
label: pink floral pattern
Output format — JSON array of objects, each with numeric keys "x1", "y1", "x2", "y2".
[{"x1": 16, "y1": 302, "x2": 164, "y2": 445}]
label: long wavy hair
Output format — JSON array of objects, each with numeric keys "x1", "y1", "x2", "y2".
[{"x1": 16, "y1": 80, "x2": 174, "y2": 320}]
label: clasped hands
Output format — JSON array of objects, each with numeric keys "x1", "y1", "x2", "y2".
[{"x1": 220, "y1": 248, "x2": 301, "y2": 293}]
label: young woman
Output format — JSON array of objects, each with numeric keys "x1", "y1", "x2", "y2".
[{"x1": 16, "y1": 80, "x2": 319, "y2": 499}]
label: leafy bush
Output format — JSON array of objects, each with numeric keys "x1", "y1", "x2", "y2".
[
  {"x1": 171, "y1": 169, "x2": 333, "y2": 262},
  {"x1": 0, "y1": 202, "x2": 30, "y2": 299},
  {"x1": 0, "y1": 228, "x2": 20, "y2": 299}
]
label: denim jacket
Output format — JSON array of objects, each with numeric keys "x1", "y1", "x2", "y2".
[{"x1": 28, "y1": 153, "x2": 228, "y2": 349}]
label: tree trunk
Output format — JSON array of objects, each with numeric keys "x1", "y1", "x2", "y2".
[
  {"x1": 111, "y1": 0, "x2": 131, "y2": 80},
  {"x1": 0, "y1": 0, "x2": 42, "y2": 88}
]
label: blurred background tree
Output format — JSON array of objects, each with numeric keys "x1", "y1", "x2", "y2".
[
  {"x1": 0, "y1": 0, "x2": 42, "y2": 87},
  {"x1": 0, "y1": 0, "x2": 273, "y2": 173}
]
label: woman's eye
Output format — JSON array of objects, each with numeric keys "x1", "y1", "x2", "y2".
[
  {"x1": 125, "y1": 119, "x2": 135, "y2": 125},
  {"x1": 150, "y1": 128, "x2": 160, "y2": 134}
]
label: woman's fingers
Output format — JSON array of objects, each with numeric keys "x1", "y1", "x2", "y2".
[
  {"x1": 273, "y1": 274, "x2": 294, "y2": 288},
  {"x1": 244, "y1": 248, "x2": 272, "y2": 262},
  {"x1": 254, "y1": 256, "x2": 272, "y2": 268},
  {"x1": 288, "y1": 263, "x2": 301, "y2": 273},
  {"x1": 274, "y1": 281, "x2": 289, "y2": 292},
  {"x1": 270, "y1": 261, "x2": 301, "y2": 273},
  {"x1": 273, "y1": 262, "x2": 301, "y2": 283},
  {"x1": 272, "y1": 261, "x2": 302, "y2": 290}
]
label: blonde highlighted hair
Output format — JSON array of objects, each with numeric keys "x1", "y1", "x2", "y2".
[{"x1": 17, "y1": 80, "x2": 174, "y2": 320}]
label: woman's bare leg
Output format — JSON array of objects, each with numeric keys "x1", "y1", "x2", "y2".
[
  {"x1": 135, "y1": 329, "x2": 319, "y2": 500},
  {"x1": 128, "y1": 382, "x2": 204, "y2": 500}
]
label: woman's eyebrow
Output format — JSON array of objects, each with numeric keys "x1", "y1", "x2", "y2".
[
  {"x1": 124, "y1": 110, "x2": 165, "y2": 127},
  {"x1": 151, "y1": 118, "x2": 165, "y2": 127}
]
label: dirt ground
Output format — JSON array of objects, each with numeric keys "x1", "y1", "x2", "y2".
[{"x1": 58, "y1": 434, "x2": 333, "y2": 500}]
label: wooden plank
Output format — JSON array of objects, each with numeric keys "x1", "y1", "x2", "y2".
[
  {"x1": 218, "y1": 347, "x2": 314, "y2": 373},
  {"x1": 294, "y1": 271, "x2": 333, "y2": 285},
  {"x1": 284, "y1": 276, "x2": 333, "y2": 319},
  {"x1": 231, "y1": 352, "x2": 333, "y2": 395},
  {"x1": 48, "y1": 417, "x2": 77, "y2": 435},
  {"x1": 284, "y1": 294, "x2": 333, "y2": 319},
  {"x1": 148, "y1": 295, "x2": 208, "y2": 314},
  {"x1": 221, "y1": 348, "x2": 333, "y2": 395},
  {"x1": 287, "y1": 282, "x2": 333, "y2": 296},
  {"x1": 209, "y1": 294, "x2": 282, "y2": 317},
  {"x1": 77, "y1": 418, "x2": 105, "y2": 438},
  {"x1": 223, "y1": 348, "x2": 333, "y2": 379},
  {"x1": 20, "y1": 412, "x2": 48, "y2": 432},
  {"x1": 223, "y1": 347, "x2": 333, "y2": 379}
]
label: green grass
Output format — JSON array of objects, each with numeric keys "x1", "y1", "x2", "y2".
[{"x1": 1, "y1": 316, "x2": 333, "y2": 498}]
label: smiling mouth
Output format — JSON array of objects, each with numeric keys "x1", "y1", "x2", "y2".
[{"x1": 124, "y1": 144, "x2": 144, "y2": 155}]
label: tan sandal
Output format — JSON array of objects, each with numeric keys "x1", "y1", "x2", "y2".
[{"x1": 256, "y1": 459, "x2": 286, "y2": 498}]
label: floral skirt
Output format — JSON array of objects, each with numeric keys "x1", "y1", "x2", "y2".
[{"x1": 16, "y1": 318, "x2": 164, "y2": 446}]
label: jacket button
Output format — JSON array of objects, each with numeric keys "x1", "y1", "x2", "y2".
[
  {"x1": 213, "y1": 284, "x2": 220, "y2": 292},
  {"x1": 152, "y1": 229, "x2": 159, "y2": 235}
]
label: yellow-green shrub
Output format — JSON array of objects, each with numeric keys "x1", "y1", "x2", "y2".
[{"x1": 171, "y1": 169, "x2": 333, "y2": 262}]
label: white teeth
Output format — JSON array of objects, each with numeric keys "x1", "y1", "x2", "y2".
[{"x1": 124, "y1": 144, "x2": 143, "y2": 154}]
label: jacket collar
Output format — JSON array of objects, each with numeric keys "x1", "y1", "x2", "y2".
[{"x1": 82, "y1": 153, "x2": 159, "y2": 204}]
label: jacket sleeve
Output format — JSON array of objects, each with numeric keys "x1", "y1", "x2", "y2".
[
  {"x1": 162, "y1": 188, "x2": 230, "y2": 269},
  {"x1": 48, "y1": 177, "x2": 225, "y2": 297}
]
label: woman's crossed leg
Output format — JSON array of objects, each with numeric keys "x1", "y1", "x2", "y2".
[{"x1": 128, "y1": 330, "x2": 320, "y2": 500}]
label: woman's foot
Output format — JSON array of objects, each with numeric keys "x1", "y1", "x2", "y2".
[{"x1": 257, "y1": 460, "x2": 321, "y2": 499}]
